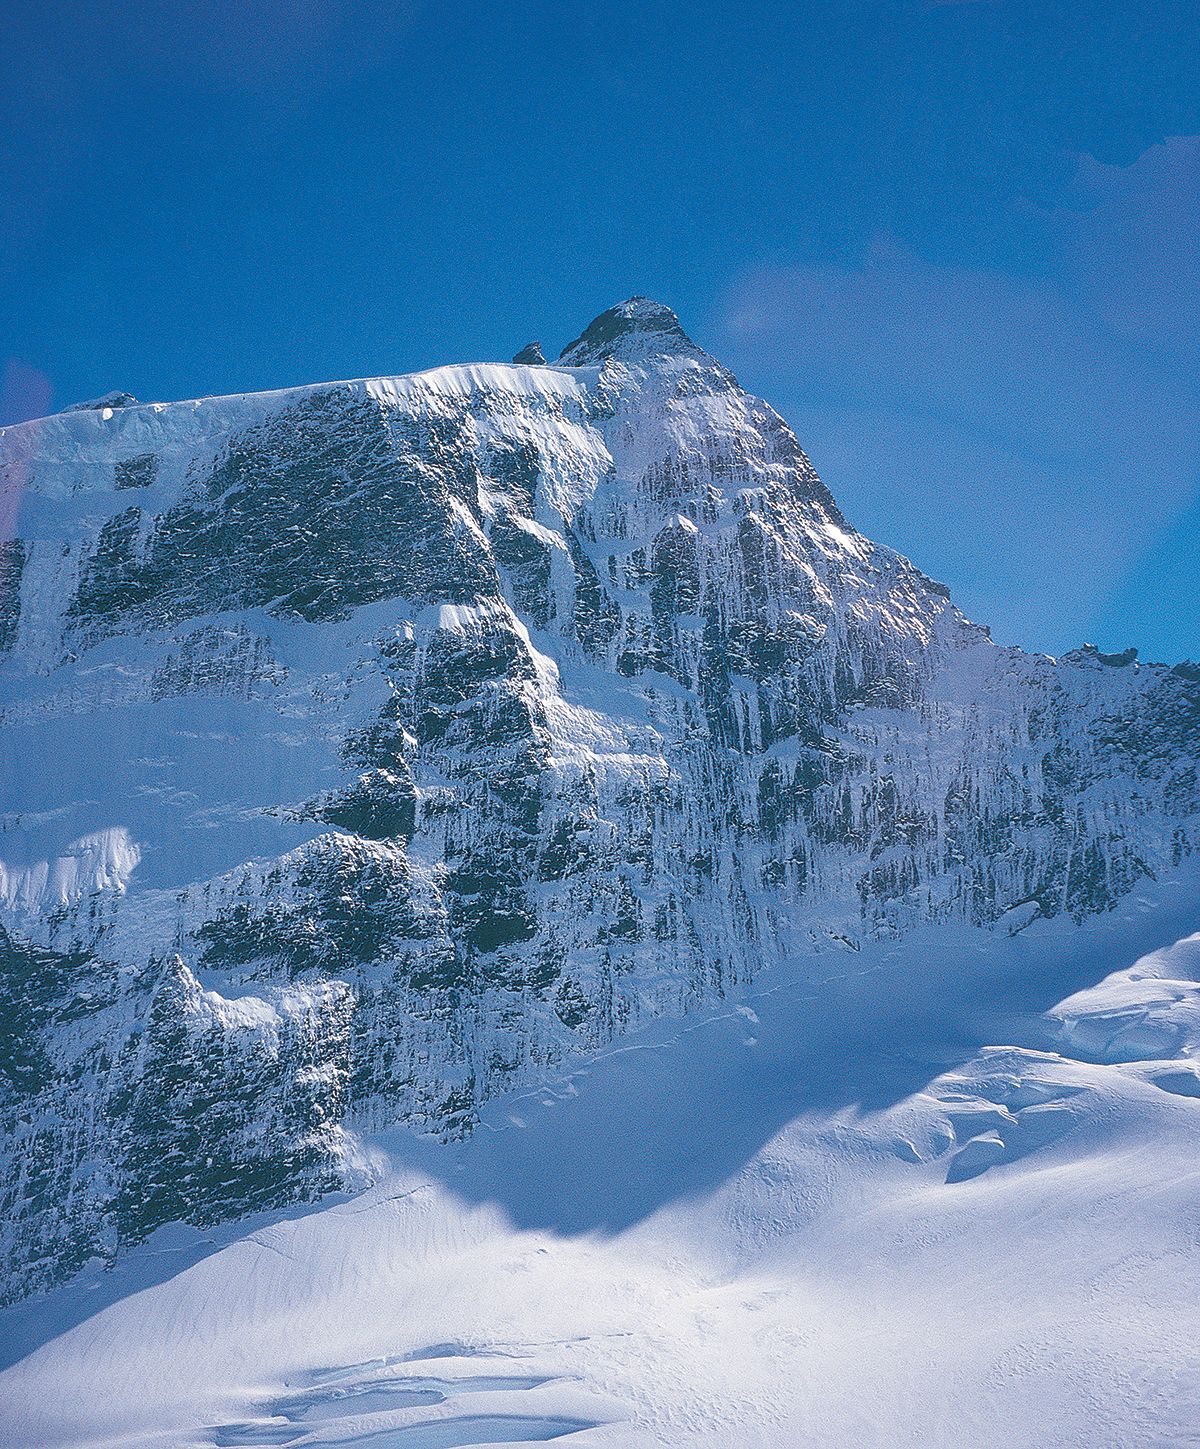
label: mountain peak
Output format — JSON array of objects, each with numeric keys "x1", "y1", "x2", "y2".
[
  {"x1": 62, "y1": 390, "x2": 139, "y2": 414},
  {"x1": 557, "y1": 296, "x2": 700, "y2": 366},
  {"x1": 512, "y1": 340, "x2": 546, "y2": 366}
]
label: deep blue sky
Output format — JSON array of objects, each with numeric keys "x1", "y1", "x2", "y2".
[{"x1": 3, "y1": 0, "x2": 1197, "y2": 659}]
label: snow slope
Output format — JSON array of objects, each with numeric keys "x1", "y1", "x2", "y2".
[{"x1": 3, "y1": 872, "x2": 1200, "y2": 1448}]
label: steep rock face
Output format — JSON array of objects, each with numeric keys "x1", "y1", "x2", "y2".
[{"x1": 1, "y1": 298, "x2": 1198, "y2": 1301}]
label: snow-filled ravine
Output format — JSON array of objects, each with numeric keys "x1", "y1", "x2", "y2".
[{"x1": 4, "y1": 866, "x2": 1200, "y2": 1448}]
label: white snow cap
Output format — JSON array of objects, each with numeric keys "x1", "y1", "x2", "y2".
[{"x1": 557, "y1": 296, "x2": 704, "y2": 366}]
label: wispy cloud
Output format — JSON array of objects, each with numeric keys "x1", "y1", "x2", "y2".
[
  {"x1": 1054, "y1": 137, "x2": 1200, "y2": 364},
  {"x1": 0, "y1": 360, "x2": 52, "y2": 542},
  {"x1": 1, "y1": 360, "x2": 52, "y2": 429}
]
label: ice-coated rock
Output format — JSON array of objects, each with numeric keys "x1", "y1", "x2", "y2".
[
  {"x1": 1, "y1": 298, "x2": 1198, "y2": 1302},
  {"x1": 60, "y1": 391, "x2": 139, "y2": 413}
]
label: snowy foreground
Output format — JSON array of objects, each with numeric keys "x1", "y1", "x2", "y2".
[{"x1": 3, "y1": 873, "x2": 1199, "y2": 1449}]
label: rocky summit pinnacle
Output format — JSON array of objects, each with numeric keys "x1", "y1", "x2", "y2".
[
  {"x1": 1, "y1": 296, "x2": 1199, "y2": 1310},
  {"x1": 557, "y1": 295, "x2": 700, "y2": 365},
  {"x1": 61, "y1": 390, "x2": 139, "y2": 413},
  {"x1": 512, "y1": 340, "x2": 546, "y2": 365}
]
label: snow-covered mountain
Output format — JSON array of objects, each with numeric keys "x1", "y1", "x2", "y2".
[{"x1": 1, "y1": 294, "x2": 1198, "y2": 1356}]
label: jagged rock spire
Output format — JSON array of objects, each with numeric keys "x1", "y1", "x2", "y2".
[
  {"x1": 558, "y1": 297, "x2": 701, "y2": 366},
  {"x1": 512, "y1": 341, "x2": 546, "y2": 366},
  {"x1": 62, "y1": 391, "x2": 138, "y2": 413}
]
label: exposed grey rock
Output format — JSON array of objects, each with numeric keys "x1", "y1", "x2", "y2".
[{"x1": 61, "y1": 391, "x2": 139, "y2": 413}]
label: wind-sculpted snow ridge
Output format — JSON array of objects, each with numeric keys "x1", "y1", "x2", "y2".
[{"x1": 0, "y1": 297, "x2": 1198, "y2": 1306}]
